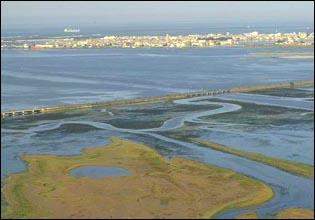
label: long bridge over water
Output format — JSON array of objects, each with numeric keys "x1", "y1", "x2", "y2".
[{"x1": 1, "y1": 80, "x2": 313, "y2": 119}]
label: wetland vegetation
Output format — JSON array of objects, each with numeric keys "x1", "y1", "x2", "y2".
[
  {"x1": 2, "y1": 138, "x2": 273, "y2": 219},
  {"x1": 2, "y1": 86, "x2": 314, "y2": 219},
  {"x1": 275, "y1": 208, "x2": 314, "y2": 219},
  {"x1": 191, "y1": 139, "x2": 314, "y2": 179}
]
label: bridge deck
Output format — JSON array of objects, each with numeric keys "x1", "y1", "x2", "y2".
[{"x1": 1, "y1": 80, "x2": 313, "y2": 119}]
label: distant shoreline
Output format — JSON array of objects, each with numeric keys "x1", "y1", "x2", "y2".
[
  {"x1": 250, "y1": 51, "x2": 314, "y2": 59},
  {"x1": 279, "y1": 55, "x2": 314, "y2": 59},
  {"x1": 2, "y1": 31, "x2": 313, "y2": 49},
  {"x1": 1, "y1": 44, "x2": 314, "y2": 51}
]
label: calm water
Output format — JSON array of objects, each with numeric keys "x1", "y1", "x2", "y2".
[
  {"x1": 70, "y1": 166, "x2": 130, "y2": 178},
  {"x1": 1, "y1": 45, "x2": 314, "y2": 218},
  {"x1": 1, "y1": 47, "x2": 314, "y2": 111},
  {"x1": 2, "y1": 23, "x2": 313, "y2": 38}
]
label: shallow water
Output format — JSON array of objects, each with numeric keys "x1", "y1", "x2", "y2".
[
  {"x1": 191, "y1": 94, "x2": 314, "y2": 165},
  {"x1": 1, "y1": 47, "x2": 314, "y2": 111},
  {"x1": 70, "y1": 166, "x2": 130, "y2": 178},
  {"x1": 200, "y1": 125, "x2": 314, "y2": 164},
  {"x1": 2, "y1": 92, "x2": 314, "y2": 218},
  {"x1": 1, "y1": 47, "x2": 314, "y2": 218},
  {"x1": 217, "y1": 93, "x2": 314, "y2": 111}
]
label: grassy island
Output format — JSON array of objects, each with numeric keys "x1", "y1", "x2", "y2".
[
  {"x1": 2, "y1": 137, "x2": 272, "y2": 219},
  {"x1": 276, "y1": 208, "x2": 314, "y2": 219},
  {"x1": 191, "y1": 139, "x2": 314, "y2": 179}
]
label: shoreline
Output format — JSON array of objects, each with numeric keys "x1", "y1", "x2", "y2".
[
  {"x1": 2, "y1": 137, "x2": 273, "y2": 219},
  {"x1": 1, "y1": 44, "x2": 314, "y2": 51},
  {"x1": 1, "y1": 87, "x2": 314, "y2": 218},
  {"x1": 191, "y1": 138, "x2": 314, "y2": 179},
  {"x1": 2, "y1": 80, "x2": 314, "y2": 119},
  {"x1": 279, "y1": 55, "x2": 314, "y2": 59}
]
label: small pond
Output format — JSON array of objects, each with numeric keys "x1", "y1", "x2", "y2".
[{"x1": 69, "y1": 166, "x2": 131, "y2": 178}]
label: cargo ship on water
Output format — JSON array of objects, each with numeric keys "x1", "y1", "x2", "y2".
[{"x1": 64, "y1": 28, "x2": 80, "y2": 33}]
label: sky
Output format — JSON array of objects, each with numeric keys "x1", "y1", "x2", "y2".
[{"x1": 1, "y1": 1, "x2": 314, "y2": 30}]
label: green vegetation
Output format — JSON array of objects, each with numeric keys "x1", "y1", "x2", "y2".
[
  {"x1": 105, "y1": 118, "x2": 166, "y2": 129},
  {"x1": 249, "y1": 87, "x2": 314, "y2": 98},
  {"x1": 199, "y1": 98, "x2": 312, "y2": 127},
  {"x1": 104, "y1": 102, "x2": 219, "y2": 129},
  {"x1": 3, "y1": 80, "x2": 313, "y2": 120},
  {"x1": 191, "y1": 139, "x2": 314, "y2": 179},
  {"x1": 2, "y1": 137, "x2": 273, "y2": 219},
  {"x1": 275, "y1": 208, "x2": 314, "y2": 219},
  {"x1": 236, "y1": 212, "x2": 259, "y2": 219}
]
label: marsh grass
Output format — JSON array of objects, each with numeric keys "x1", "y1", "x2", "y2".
[
  {"x1": 192, "y1": 139, "x2": 314, "y2": 179},
  {"x1": 2, "y1": 137, "x2": 273, "y2": 219}
]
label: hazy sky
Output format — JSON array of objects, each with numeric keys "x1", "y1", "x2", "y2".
[{"x1": 1, "y1": 1, "x2": 314, "y2": 29}]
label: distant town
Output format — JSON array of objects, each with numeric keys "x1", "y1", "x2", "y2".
[{"x1": 1, "y1": 31, "x2": 314, "y2": 49}]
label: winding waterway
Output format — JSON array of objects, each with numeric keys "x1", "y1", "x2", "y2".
[{"x1": 4, "y1": 93, "x2": 313, "y2": 218}]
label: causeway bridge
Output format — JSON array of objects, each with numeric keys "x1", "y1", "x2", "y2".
[{"x1": 1, "y1": 80, "x2": 313, "y2": 119}]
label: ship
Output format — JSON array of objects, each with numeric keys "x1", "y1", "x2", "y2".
[{"x1": 64, "y1": 28, "x2": 80, "y2": 33}]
